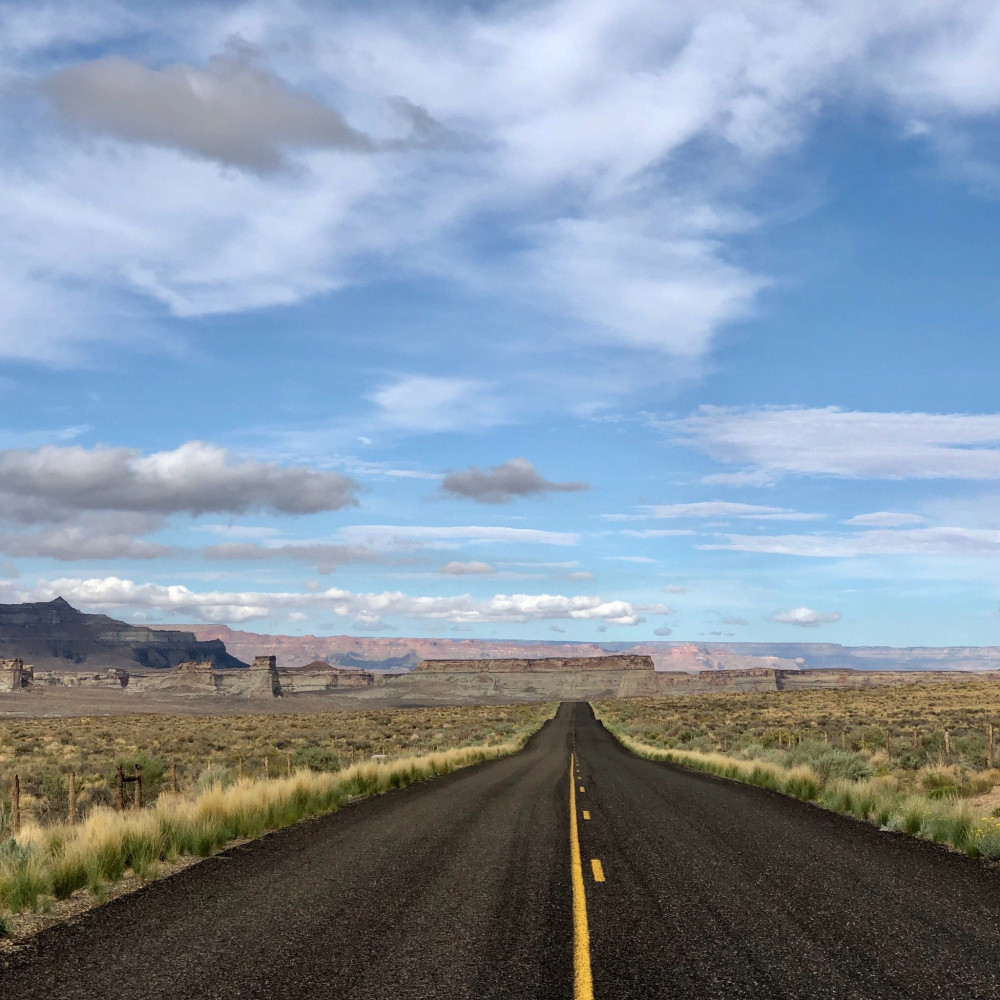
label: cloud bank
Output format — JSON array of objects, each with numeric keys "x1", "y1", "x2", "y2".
[
  {"x1": 13, "y1": 3, "x2": 1000, "y2": 370},
  {"x1": 670, "y1": 406, "x2": 1000, "y2": 482},
  {"x1": 12, "y1": 577, "x2": 649, "y2": 627},
  {"x1": 0, "y1": 441, "x2": 358, "y2": 518}
]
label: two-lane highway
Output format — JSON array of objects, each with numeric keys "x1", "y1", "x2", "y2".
[
  {"x1": 573, "y1": 702, "x2": 1000, "y2": 999},
  {"x1": 6, "y1": 702, "x2": 1000, "y2": 998}
]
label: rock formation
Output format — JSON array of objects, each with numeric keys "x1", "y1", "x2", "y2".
[
  {"x1": 0, "y1": 597, "x2": 247, "y2": 671},
  {"x1": 128, "y1": 655, "x2": 282, "y2": 697},
  {"x1": 278, "y1": 660, "x2": 374, "y2": 693},
  {"x1": 0, "y1": 658, "x2": 26, "y2": 692}
]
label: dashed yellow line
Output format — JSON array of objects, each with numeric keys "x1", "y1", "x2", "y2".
[
  {"x1": 579, "y1": 786, "x2": 585, "y2": 793},
  {"x1": 591, "y1": 859, "x2": 605, "y2": 883},
  {"x1": 569, "y1": 754, "x2": 594, "y2": 1000},
  {"x1": 582, "y1": 810, "x2": 590, "y2": 820}
]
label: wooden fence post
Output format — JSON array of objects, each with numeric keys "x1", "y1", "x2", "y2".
[
  {"x1": 841, "y1": 731, "x2": 846, "y2": 750},
  {"x1": 989, "y1": 725, "x2": 995, "y2": 769},
  {"x1": 264, "y1": 757, "x2": 269, "y2": 779},
  {"x1": 134, "y1": 765, "x2": 143, "y2": 810},
  {"x1": 170, "y1": 763, "x2": 178, "y2": 794},
  {"x1": 11, "y1": 774, "x2": 19, "y2": 834},
  {"x1": 912, "y1": 727, "x2": 918, "y2": 749},
  {"x1": 944, "y1": 730, "x2": 951, "y2": 756},
  {"x1": 68, "y1": 771, "x2": 76, "y2": 826},
  {"x1": 116, "y1": 764, "x2": 125, "y2": 812}
]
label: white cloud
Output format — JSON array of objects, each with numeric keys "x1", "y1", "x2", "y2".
[
  {"x1": 564, "y1": 570, "x2": 595, "y2": 581},
  {"x1": 13, "y1": 3, "x2": 1000, "y2": 373},
  {"x1": 669, "y1": 406, "x2": 1000, "y2": 481},
  {"x1": 19, "y1": 576, "x2": 648, "y2": 627},
  {"x1": 620, "y1": 529, "x2": 696, "y2": 538},
  {"x1": 771, "y1": 607, "x2": 842, "y2": 628},
  {"x1": 337, "y1": 524, "x2": 579, "y2": 550},
  {"x1": 0, "y1": 440, "x2": 357, "y2": 517},
  {"x1": 844, "y1": 511, "x2": 926, "y2": 527},
  {"x1": 441, "y1": 458, "x2": 587, "y2": 504},
  {"x1": 439, "y1": 561, "x2": 496, "y2": 575},
  {"x1": 368, "y1": 377, "x2": 509, "y2": 433},
  {"x1": 604, "y1": 555, "x2": 657, "y2": 564},
  {"x1": 707, "y1": 527, "x2": 1000, "y2": 558},
  {"x1": 653, "y1": 625, "x2": 673, "y2": 636},
  {"x1": 616, "y1": 501, "x2": 823, "y2": 521}
]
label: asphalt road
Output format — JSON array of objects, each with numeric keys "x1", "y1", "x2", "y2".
[{"x1": 6, "y1": 702, "x2": 1000, "y2": 998}]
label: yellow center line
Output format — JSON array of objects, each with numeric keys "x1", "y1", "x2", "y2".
[
  {"x1": 582, "y1": 810, "x2": 590, "y2": 820},
  {"x1": 569, "y1": 753, "x2": 594, "y2": 1000},
  {"x1": 591, "y1": 859, "x2": 605, "y2": 883},
  {"x1": 579, "y1": 786, "x2": 585, "y2": 793}
]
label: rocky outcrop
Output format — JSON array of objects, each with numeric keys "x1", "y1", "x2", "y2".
[
  {"x1": 0, "y1": 658, "x2": 26, "y2": 691},
  {"x1": 278, "y1": 660, "x2": 374, "y2": 693},
  {"x1": 128, "y1": 655, "x2": 282, "y2": 697},
  {"x1": 0, "y1": 597, "x2": 247, "y2": 671}
]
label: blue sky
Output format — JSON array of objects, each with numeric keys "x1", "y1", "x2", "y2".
[{"x1": 4, "y1": 1, "x2": 1000, "y2": 644}]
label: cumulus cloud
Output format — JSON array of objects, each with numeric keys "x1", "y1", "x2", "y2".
[
  {"x1": 439, "y1": 561, "x2": 496, "y2": 575},
  {"x1": 0, "y1": 441, "x2": 357, "y2": 518},
  {"x1": 43, "y1": 45, "x2": 375, "y2": 171},
  {"x1": 668, "y1": 406, "x2": 1000, "y2": 482},
  {"x1": 441, "y1": 458, "x2": 587, "y2": 504},
  {"x1": 771, "y1": 607, "x2": 842, "y2": 628},
  {"x1": 18, "y1": 576, "x2": 649, "y2": 627}
]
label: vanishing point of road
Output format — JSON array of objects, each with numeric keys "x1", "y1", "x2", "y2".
[{"x1": 5, "y1": 702, "x2": 1000, "y2": 999}]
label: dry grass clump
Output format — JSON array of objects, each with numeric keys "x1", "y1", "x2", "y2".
[
  {"x1": 0, "y1": 730, "x2": 550, "y2": 919},
  {"x1": 0, "y1": 703, "x2": 551, "y2": 825},
  {"x1": 598, "y1": 680, "x2": 1000, "y2": 768},
  {"x1": 596, "y1": 699, "x2": 1000, "y2": 861}
]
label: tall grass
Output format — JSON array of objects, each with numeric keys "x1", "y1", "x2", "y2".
[
  {"x1": 596, "y1": 710, "x2": 1000, "y2": 861},
  {"x1": 0, "y1": 734, "x2": 543, "y2": 918}
]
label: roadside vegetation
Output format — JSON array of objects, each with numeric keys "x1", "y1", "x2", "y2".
[
  {"x1": 595, "y1": 681, "x2": 1000, "y2": 860},
  {"x1": 0, "y1": 704, "x2": 553, "y2": 923},
  {"x1": 0, "y1": 704, "x2": 549, "y2": 825}
]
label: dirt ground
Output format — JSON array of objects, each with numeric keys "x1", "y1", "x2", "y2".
[{"x1": 0, "y1": 687, "x2": 456, "y2": 718}]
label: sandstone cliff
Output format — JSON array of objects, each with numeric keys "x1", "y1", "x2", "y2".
[
  {"x1": 416, "y1": 654, "x2": 654, "y2": 672},
  {"x1": 0, "y1": 598, "x2": 247, "y2": 671}
]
